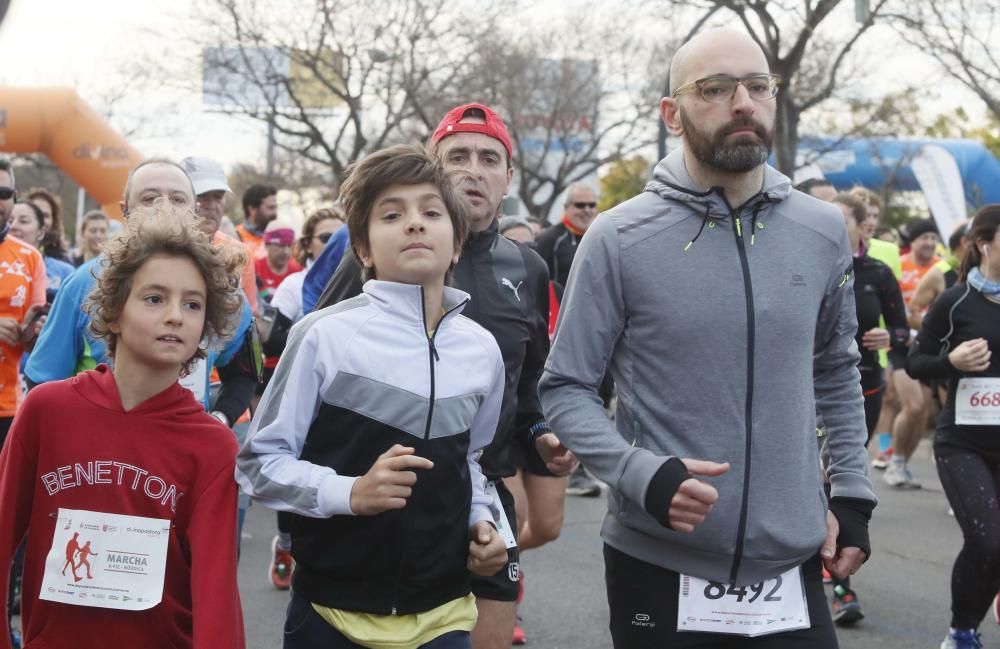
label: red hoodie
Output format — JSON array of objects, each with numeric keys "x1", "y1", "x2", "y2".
[{"x1": 0, "y1": 365, "x2": 244, "y2": 649}]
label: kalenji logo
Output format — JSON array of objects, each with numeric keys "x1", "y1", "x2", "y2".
[
  {"x1": 631, "y1": 613, "x2": 656, "y2": 629},
  {"x1": 73, "y1": 143, "x2": 129, "y2": 161}
]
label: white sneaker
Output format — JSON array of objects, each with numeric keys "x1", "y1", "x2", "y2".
[{"x1": 884, "y1": 462, "x2": 921, "y2": 489}]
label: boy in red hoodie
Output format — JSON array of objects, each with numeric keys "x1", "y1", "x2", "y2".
[{"x1": 0, "y1": 205, "x2": 246, "y2": 649}]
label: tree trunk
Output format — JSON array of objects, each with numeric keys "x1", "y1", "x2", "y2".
[{"x1": 774, "y1": 95, "x2": 801, "y2": 177}]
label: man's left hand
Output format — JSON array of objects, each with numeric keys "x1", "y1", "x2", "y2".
[
  {"x1": 535, "y1": 432, "x2": 578, "y2": 476},
  {"x1": 467, "y1": 521, "x2": 507, "y2": 577},
  {"x1": 821, "y1": 510, "x2": 867, "y2": 579}
]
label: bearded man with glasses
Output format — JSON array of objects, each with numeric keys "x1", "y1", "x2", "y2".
[{"x1": 539, "y1": 28, "x2": 875, "y2": 648}]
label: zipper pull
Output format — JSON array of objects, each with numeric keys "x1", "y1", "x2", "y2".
[
  {"x1": 428, "y1": 337, "x2": 440, "y2": 362},
  {"x1": 735, "y1": 217, "x2": 743, "y2": 238}
]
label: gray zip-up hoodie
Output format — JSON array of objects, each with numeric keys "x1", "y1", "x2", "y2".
[{"x1": 539, "y1": 150, "x2": 876, "y2": 586}]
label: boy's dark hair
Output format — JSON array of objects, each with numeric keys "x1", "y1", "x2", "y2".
[
  {"x1": 242, "y1": 184, "x2": 277, "y2": 220},
  {"x1": 342, "y1": 143, "x2": 469, "y2": 281},
  {"x1": 86, "y1": 204, "x2": 246, "y2": 375}
]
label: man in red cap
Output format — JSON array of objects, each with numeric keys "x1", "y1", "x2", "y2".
[{"x1": 312, "y1": 103, "x2": 578, "y2": 648}]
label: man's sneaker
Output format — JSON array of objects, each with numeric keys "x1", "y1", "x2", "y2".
[
  {"x1": 941, "y1": 628, "x2": 983, "y2": 649},
  {"x1": 831, "y1": 586, "x2": 864, "y2": 626},
  {"x1": 566, "y1": 466, "x2": 601, "y2": 497},
  {"x1": 884, "y1": 462, "x2": 922, "y2": 489},
  {"x1": 268, "y1": 535, "x2": 294, "y2": 590},
  {"x1": 871, "y1": 448, "x2": 893, "y2": 470}
]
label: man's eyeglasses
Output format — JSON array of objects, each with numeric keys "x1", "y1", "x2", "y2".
[
  {"x1": 0, "y1": 187, "x2": 15, "y2": 200},
  {"x1": 572, "y1": 202, "x2": 597, "y2": 210},
  {"x1": 672, "y1": 74, "x2": 781, "y2": 104},
  {"x1": 315, "y1": 231, "x2": 334, "y2": 244}
]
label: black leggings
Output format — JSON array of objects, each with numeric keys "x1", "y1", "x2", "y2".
[
  {"x1": 604, "y1": 545, "x2": 838, "y2": 648},
  {"x1": 936, "y1": 444, "x2": 1000, "y2": 630}
]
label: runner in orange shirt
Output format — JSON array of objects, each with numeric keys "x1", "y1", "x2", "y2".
[
  {"x1": 0, "y1": 159, "x2": 47, "y2": 442},
  {"x1": 885, "y1": 218, "x2": 941, "y2": 489},
  {"x1": 236, "y1": 184, "x2": 278, "y2": 261}
]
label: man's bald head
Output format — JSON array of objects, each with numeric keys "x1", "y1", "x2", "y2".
[{"x1": 669, "y1": 28, "x2": 769, "y2": 94}]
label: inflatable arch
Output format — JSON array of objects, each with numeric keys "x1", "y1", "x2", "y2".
[{"x1": 0, "y1": 87, "x2": 143, "y2": 218}]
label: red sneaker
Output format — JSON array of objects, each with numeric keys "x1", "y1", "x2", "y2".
[
  {"x1": 512, "y1": 622, "x2": 526, "y2": 645},
  {"x1": 269, "y1": 535, "x2": 294, "y2": 590}
]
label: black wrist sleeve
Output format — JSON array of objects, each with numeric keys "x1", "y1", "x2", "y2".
[
  {"x1": 828, "y1": 496, "x2": 875, "y2": 561},
  {"x1": 643, "y1": 457, "x2": 691, "y2": 529}
]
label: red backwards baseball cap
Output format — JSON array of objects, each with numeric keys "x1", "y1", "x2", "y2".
[{"x1": 430, "y1": 103, "x2": 513, "y2": 162}]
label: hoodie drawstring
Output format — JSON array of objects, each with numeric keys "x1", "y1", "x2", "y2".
[
  {"x1": 749, "y1": 198, "x2": 770, "y2": 246},
  {"x1": 684, "y1": 204, "x2": 713, "y2": 252}
]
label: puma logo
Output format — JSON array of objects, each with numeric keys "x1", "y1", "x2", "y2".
[{"x1": 501, "y1": 278, "x2": 523, "y2": 301}]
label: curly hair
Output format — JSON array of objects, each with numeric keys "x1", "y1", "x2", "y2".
[
  {"x1": 293, "y1": 207, "x2": 345, "y2": 266},
  {"x1": 86, "y1": 204, "x2": 246, "y2": 375}
]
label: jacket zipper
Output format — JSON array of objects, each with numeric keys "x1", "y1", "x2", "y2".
[
  {"x1": 391, "y1": 288, "x2": 464, "y2": 614},
  {"x1": 729, "y1": 210, "x2": 756, "y2": 585}
]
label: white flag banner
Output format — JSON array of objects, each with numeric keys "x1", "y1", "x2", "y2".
[{"x1": 911, "y1": 145, "x2": 967, "y2": 236}]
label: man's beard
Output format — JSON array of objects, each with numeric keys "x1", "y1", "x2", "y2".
[{"x1": 680, "y1": 108, "x2": 773, "y2": 173}]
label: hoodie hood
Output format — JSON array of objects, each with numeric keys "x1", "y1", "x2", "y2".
[
  {"x1": 645, "y1": 149, "x2": 792, "y2": 215},
  {"x1": 71, "y1": 364, "x2": 206, "y2": 418},
  {"x1": 642, "y1": 149, "x2": 793, "y2": 250}
]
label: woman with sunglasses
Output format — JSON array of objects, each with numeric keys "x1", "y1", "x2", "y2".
[
  {"x1": 258, "y1": 207, "x2": 345, "y2": 590},
  {"x1": 268, "y1": 208, "x2": 344, "y2": 325}
]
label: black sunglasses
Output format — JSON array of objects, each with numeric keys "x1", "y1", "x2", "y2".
[
  {"x1": 572, "y1": 201, "x2": 597, "y2": 209},
  {"x1": 315, "y1": 231, "x2": 334, "y2": 244},
  {"x1": 0, "y1": 187, "x2": 14, "y2": 200}
]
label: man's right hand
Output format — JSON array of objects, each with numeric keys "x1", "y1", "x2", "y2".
[
  {"x1": 669, "y1": 459, "x2": 730, "y2": 533},
  {"x1": 349, "y1": 445, "x2": 434, "y2": 515}
]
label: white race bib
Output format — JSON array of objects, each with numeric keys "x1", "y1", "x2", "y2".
[
  {"x1": 485, "y1": 481, "x2": 517, "y2": 549},
  {"x1": 39, "y1": 508, "x2": 170, "y2": 611},
  {"x1": 178, "y1": 357, "x2": 208, "y2": 405},
  {"x1": 677, "y1": 566, "x2": 810, "y2": 637},
  {"x1": 956, "y1": 378, "x2": 1000, "y2": 426}
]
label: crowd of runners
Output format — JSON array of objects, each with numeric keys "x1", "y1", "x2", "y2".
[{"x1": 0, "y1": 25, "x2": 997, "y2": 649}]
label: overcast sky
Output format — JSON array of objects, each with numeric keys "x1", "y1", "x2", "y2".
[{"x1": 0, "y1": 0, "x2": 987, "y2": 174}]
